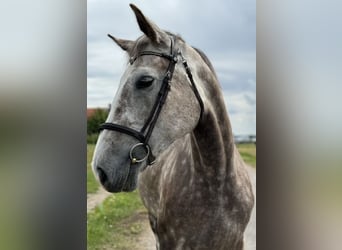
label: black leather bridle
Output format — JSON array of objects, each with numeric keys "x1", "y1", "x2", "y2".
[{"x1": 99, "y1": 37, "x2": 204, "y2": 166}]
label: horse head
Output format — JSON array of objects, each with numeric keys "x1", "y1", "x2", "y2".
[{"x1": 92, "y1": 4, "x2": 203, "y2": 192}]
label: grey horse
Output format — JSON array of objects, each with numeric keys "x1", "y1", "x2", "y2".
[{"x1": 92, "y1": 4, "x2": 254, "y2": 250}]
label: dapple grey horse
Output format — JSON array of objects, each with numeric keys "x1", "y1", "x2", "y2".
[{"x1": 92, "y1": 4, "x2": 254, "y2": 249}]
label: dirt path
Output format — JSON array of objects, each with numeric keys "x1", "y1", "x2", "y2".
[
  {"x1": 245, "y1": 166, "x2": 256, "y2": 250},
  {"x1": 132, "y1": 213, "x2": 156, "y2": 250},
  {"x1": 87, "y1": 187, "x2": 111, "y2": 212}
]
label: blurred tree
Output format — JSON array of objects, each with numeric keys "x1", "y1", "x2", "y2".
[{"x1": 87, "y1": 109, "x2": 109, "y2": 135}]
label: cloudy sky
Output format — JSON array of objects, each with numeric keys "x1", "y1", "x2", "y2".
[{"x1": 87, "y1": 0, "x2": 255, "y2": 135}]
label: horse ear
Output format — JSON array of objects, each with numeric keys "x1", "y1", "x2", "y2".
[
  {"x1": 107, "y1": 34, "x2": 134, "y2": 52},
  {"x1": 130, "y1": 4, "x2": 166, "y2": 43}
]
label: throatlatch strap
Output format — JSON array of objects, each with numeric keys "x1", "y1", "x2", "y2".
[{"x1": 181, "y1": 59, "x2": 204, "y2": 121}]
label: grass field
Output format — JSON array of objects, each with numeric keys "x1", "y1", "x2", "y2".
[
  {"x1": 87, "y1": 144, "x2": 98, "y2": 194},
  {"x1": 87, "y1": 192, "x2": 146, "y2": 250},
  {"x1": 87, "y1": 143, "x2": 256, "y2": 249},
  {"x1": 236, "y1": 143, "x2": 256, "y2": 167}
]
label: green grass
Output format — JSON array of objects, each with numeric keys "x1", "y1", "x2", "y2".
[
  {"x1": 87, "y1": 192, "x2": 146, "y2": 250},
  {"x1": 87, "y1": 144, "x2": 99, "y2": 194},
  {"x1": 237, "y1": 143, "x2": 256, "y2": 167}
]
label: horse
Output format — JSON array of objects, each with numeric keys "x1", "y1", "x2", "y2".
[{"x1": 92, "y1": 4, "x2": 254, "y2": 250}]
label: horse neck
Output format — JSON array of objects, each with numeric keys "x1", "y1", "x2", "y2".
[
  {"x1": 189, "y1": 52, "x2": 236, "y2": 178},
  {"x1": 192, "y1": 99, "x2": 236, "y2": 176}
]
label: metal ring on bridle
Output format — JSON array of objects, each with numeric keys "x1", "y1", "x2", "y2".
[{"x1": 129, "y1": 143, "x2": 150, "y2": 164}]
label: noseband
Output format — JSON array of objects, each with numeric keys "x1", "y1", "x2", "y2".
[{"x1": 99, "y1": 37, "x2": 204, "y2": 166}]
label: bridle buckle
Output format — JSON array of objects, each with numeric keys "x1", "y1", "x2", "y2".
[{"x1": 129, "y1": 143, "x2": 150, "y2": 164}]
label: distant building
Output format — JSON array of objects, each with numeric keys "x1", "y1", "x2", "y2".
[
  {"x1": 87, "y1": 106, "x2": 110, "y2": 119},
  {"x1": 87, "y1": 108, "x2": 97, "y2": 119}
]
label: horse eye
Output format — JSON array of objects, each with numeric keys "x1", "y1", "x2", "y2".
[{"x1": 136, "y1": 76, "x2": 154, "y2": 89}]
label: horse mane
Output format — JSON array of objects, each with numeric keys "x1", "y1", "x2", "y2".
[
  {"x1": 191, "y1": 47, "x2": 218, "y2": 80},
  {"x1": 166, "y1": 32, "x2": 218, "y2": 79}
]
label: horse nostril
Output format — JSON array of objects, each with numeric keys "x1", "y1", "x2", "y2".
[{"x1": 97, "y1": 167, "x2": 108, "y2": 184}]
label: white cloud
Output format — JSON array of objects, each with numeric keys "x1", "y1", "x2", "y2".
[
  {"x1": 230, "y1": 112, "x2": 256, "y2": 135},
  {"x1": 223, "y1": 91, "x2": 256, "y2": 135},
  {"x1": 87, "y1": 77, "x2": 118, "y2": 108},
  {"x1": 212, "y1": 52, "x2": 256, "y2": 75}
]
